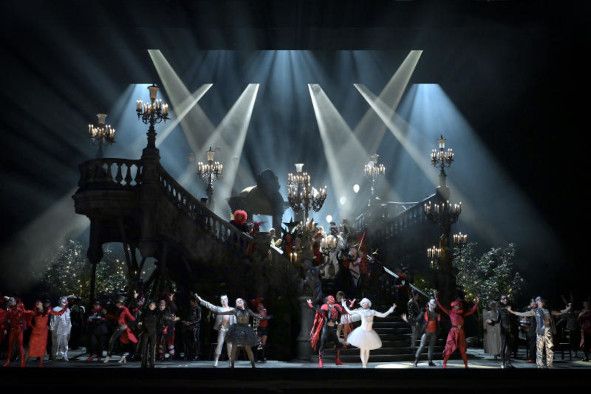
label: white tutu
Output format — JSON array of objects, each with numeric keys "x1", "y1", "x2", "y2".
[{"x1": 346, "y1": 327, "x2": 382, "y2": 350}]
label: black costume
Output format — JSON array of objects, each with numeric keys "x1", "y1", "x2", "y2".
[
  {"x1": 87, "y1": 308, "x2": 108, "y2": 359},
  {"x1": 491, "y1": 303, "x2": 517, "y2": 368},
  {"x1": 182, "y1": 304, "x2": 202, "y2": 360},
  {"x1": 218, "y1": 307, "x2": 264, "y2": 368},
  {"x1": 139, "y1": 309, "x2": 162, "y2": 368}
]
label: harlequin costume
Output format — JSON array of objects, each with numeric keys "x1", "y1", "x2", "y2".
[
  {"x1": 436, "y1": 297, "x2": 479, "y2": 368},
  {"x1": 309, "y1": 295, "x2": 345, "y2": 368}
]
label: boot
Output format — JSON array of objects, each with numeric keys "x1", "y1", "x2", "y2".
[
  {"x1": 335, "y1": 350, "x2": 344, "y2": 366},
  {"x1": 251, "y1": 360, "x2": 256, "y2": 368},
  {"x1": 318, "y1": 356, "x2": 323, "y2": 368},
  {"x1": 413, "y1": 359, "x2": 418, "y2": 367}
]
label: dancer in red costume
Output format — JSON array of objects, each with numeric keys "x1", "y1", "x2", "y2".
[
  {"x1": 435, "y1": 291, "x2": 479, "y2": 368},
  {"x1": 3, "y1": 298, "x2": 34, "y2": 368},
  {"x1": 308, "y1": 295, "x2": 345, "y2": 368},
  {"x1": 103, "y1": 298, "x2": 138, "y2": 364},
  {"x1": 26, "y1": 300, "x2": 66, "y2": 367}
]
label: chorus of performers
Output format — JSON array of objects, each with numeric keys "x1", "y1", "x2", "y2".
[{"x1": 1, "y1": 287, "x2": 589, "y2": 368}]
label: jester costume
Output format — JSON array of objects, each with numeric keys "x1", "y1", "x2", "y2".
[
  {"x1": 436, "y1": 297, "x2": 479, "y2": 368},
  {"x1": 309, "y1": 295, "x2": 345, "y2": 368}
]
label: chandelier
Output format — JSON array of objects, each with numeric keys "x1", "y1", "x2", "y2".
[
  {"x1": 424, "y1": 200, "x2": 462, "y2": 228},
  {"x1": 287, "y1": 163, "x2": 327, "y2": 223},
  {"x1": 363, "y1": 153, "x2": 386, "y2": 207},
  {"x1": 88, "y1": 113, "x2": 115, "y2": 158},
  {"x1": 196, "y1": 147, "x2": 223, "y2": 207}
]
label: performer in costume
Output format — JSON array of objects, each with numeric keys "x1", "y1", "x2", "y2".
[
  {"x1": 341, "y1": 298, "x2": 396, "y2": 368},
  {"x1": 251, "y1": 297, "x2": 269, "y2": 363},
  {"x1": 103, "y1": 297, "x2": 138, "y2": 364},
  {"x1": 26, "y1": 300, "x2": 66, "y2": 367},
  {"x1": 3, "y1": 298, "x2": 34, "y2": 367},
  {"x1": 336, "y1": 291, "x2": 356, "y2": 345},
  {"x1": 50, "y1": 296, "x2": 71, "y2": 361},
  {"x1": 579, "y1": 300, "x2": 591, "y2": 362},
  {"x1": 487, "y1": 295, "x2": 517, "y2": 368},
  {"x1": 86, "y1": 301, "x2": 108, "y2": 361},
  {"x1": 196, "y1": 294, "x2": 235, "y2": 367},
  {"x1": 196, "y1": 294, "x2": 266, "y2": 368},
  {"x1": 483, "y1": 300, "x2": 501, "y2": 359},
  {"x1": 181, "y1": 296, "x2": 202, "y2": 361},
  {"x1": 414, "y1": 298, "x2": 441, "y2": 367},
  {"x1": 308, "y1": 295, "x2": 345, "y2": 368},
  {"x1": 507, "y1": 296, "x2": 571, "y2": 368},
  {"x1": 138, "y1": 301, "x2": 161, "y2": 368},
  {"x1": 435, "y1": 291, "x2": 479, "y2": 368}
]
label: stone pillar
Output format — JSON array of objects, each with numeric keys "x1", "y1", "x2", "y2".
[
  {"x1": 296, "y1": 295, "x2": 314, "y2": 360},
  {"x1": 139, "y1": 129, "x2": 160, "y2": 258}
]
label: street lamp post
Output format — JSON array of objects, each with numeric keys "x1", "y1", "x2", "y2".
[
  {"x1": 431, "y1": 134, "x2": 454, "y2": 189},
  {"x1": 287, "y1": 163, "x2": 327, "y2": 224},
  {"x1": 196, "y1": 146, "x2": 224, "y2": 208},
  {"x1": 136, "y1": 84, "x2": 169, "y2": 158},
  {"x1": 88, "y1": 113, "x2": 115, "y2": 158}
]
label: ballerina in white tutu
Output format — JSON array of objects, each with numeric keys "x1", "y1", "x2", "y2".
[{"x1": 341, "y1": 298, "x2": 396, "y2": 368}]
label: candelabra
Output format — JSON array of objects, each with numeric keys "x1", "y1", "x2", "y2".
[
  {"x1": 431, "y1": 134, "x2": 454, "y2": 188},
  {"x1": 427, "y1": 245, "x2": 443, "y2": 268},
  {"x1": 196, "y1": 147, "x2": 223, "y2": 207},
  {"x1": 287, "y1": 163, "x2": 327, "y2": 223},
  {"x1": 363, "y1": 153, "x2": 386, "y2": 207},
  {"x1": 88, "y1": 113, "x2": 115, "y2": 158},
  {"x1": 136, "y1": 84, "x2": 169, "y2": 154},
  {"x1": 423, "y1": 200, "x2": 462, "y2": 232},
  {"x1": 453, "y1": 232, "x2": 468, "y2": 259},
  {"x1": 452, "y1": 232, "x2": 468, "y2": 247}
]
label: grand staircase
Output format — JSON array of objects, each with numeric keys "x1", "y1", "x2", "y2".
[{"x1": 315, "y1": 315, "x2": 444, "y2": 363}]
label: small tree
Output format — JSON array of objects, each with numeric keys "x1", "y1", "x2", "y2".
[
  {"x1": 41, "y1": 239, "x2": 127, "y2": 299},
  {"x1": 453, "y1": 242, "x2": 525, "y2": 307}
]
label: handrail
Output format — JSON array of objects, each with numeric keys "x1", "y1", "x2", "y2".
[
  {"x1": 157, "y1": 165, "x2": 254, "y2": 252},
  {"x1": 78, "y1": 158, "x2": 143, "y2": 190},
  {"x1": 355, "y1": 193, "x2": 440, "y2": 238}
]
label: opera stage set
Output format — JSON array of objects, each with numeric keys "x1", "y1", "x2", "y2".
[{"x1": 0, "y1": 0, "x2": 589, "y2": 392}]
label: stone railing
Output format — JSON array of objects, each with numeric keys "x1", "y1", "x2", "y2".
[
  {"x1": 78, "y1": 158, "x2": 143, "y2": 190},
  {"x1": 355, "y1": 193, "x2": 440, "y2": 238},
  {"x1": 157, "y1": 166, "x2": 253, "y2": 252}
]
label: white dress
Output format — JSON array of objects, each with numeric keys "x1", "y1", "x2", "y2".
[{"x1": 346, "y1": 308, "x2": 391, "y2": 350}]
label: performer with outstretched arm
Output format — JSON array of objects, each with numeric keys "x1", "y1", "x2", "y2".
[
  {"x1": 435, "y1": 290, "x2": 479, "y2": 368},
  {"x1": 340, "y1": 298, "x2": 396, "y2": 368},
  {"x1": 308, "y1": 295, "x2": 346, "y2": 368},
  {"x1": 195, "y1": 294, "x2": 235, "y2": 367},
  {"x1": 197, "y1": 294, "x2": 266, "y2": 368},
  {"x1": 414, "y1": 298, "x2": 441, "y2": 367},
  {"x1": 507, "y1": 296, "x2": 571, "y2": 368}
]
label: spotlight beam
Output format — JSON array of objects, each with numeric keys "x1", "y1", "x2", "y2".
[
  {"x1": 354, "y1": 84, "x2": 486, "y2": 240},
  {"x1": 148, "y1": 49, "x2": 215, "y2": 153}
]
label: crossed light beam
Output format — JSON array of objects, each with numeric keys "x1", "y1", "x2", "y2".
[
  {"x1": 308, "y1": 50, "x2": 422, "y2": 219},
  {"x1": 149, "y1": 50, "x2": 259, "y2": 217}
]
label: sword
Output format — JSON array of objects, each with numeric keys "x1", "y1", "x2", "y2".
[{"x1": 381, "y1": 265, "x2": 430, "y2": 299}]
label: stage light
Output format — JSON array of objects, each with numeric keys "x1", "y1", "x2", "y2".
[
  {"x1": 353, "y1": 184, "x2": 360, "y2": 193},
  {"x1": 339, "y1": 196, "x2": 347, "y2": 205},
  {"x1": 326, "y1": 214, "x2": 333, "y2": 224}
]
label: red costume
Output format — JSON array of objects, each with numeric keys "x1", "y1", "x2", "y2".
[
  {"x1": 28, "y1": 307, "x2": 66, "y2": 366},
  {"x1": 117, "y1": 306, "x2": 138, "y2": 345},
  {"x1": 436, "y1": 297, "x2": 479, "y2": 368},
  {"x1": 3, "y1": 302, "x2": 34, "y2": 368},
  {"x1": 309, "y1": 295, "x2": 345, "y2": 367}
]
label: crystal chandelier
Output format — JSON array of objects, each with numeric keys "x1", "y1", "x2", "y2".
[
  {"x1": 196, "y1": 147, "x2": 223, "y2": 207},
  {"x1": 363, "y1": 153, "x2": 386, "y2": 207},
  {"x1": 287, "y1": 163, "x2": 327, "y2": 223},
  {"x1": 88, "y1": 113, "x2": 115, "y2": 158}
]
